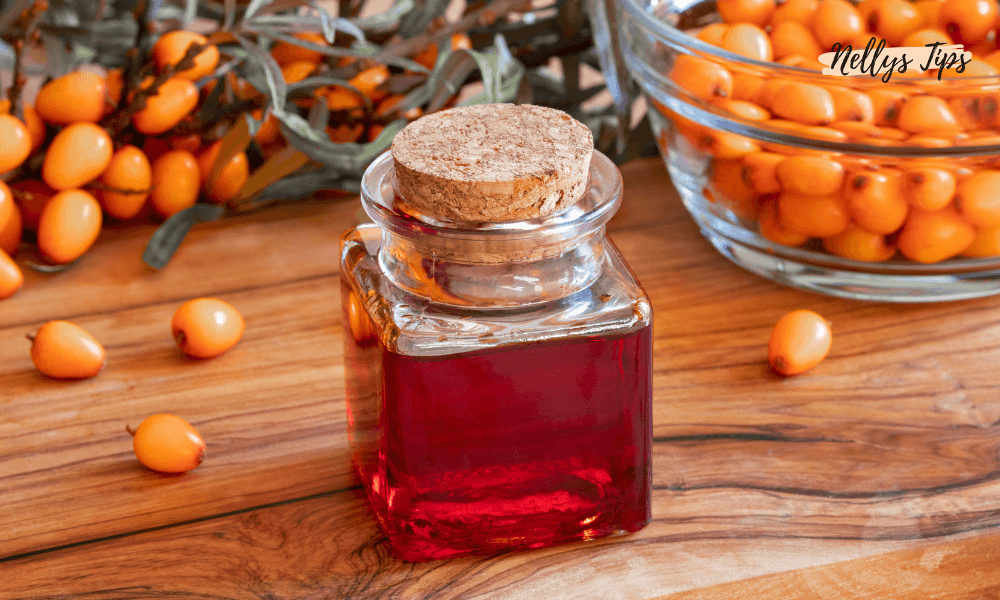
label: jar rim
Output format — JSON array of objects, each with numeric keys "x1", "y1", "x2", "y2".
[{"x1": 360, "y1": 149, "x2": 624, "y2": 242}]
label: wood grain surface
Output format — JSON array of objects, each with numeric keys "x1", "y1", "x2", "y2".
[{"x1": 3, "y1": 158, "x2": 1000, "y2": 598}]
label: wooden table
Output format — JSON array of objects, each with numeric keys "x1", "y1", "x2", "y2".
[{"x1": 3, "y1": 158, "x2": 1000, "y2": 598}]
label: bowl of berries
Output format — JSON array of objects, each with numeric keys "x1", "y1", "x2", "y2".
[{"x1": 608, "y1": 0, "x2": 1000, "y2": 301}]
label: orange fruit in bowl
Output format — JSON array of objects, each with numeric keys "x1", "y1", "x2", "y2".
[
  {"x1": 42, "y1": 123, "x2": 113, "y2": 190},
  {"x1": 153, "y1": 31, "x2": 220, "y2": 81},
  {"x1": 198, "y1": 141, "x2": 249, "y2": 204},
  {"x1": 35, "y1": 71, "x2": 107, "y2": 125},
  {"x1": 132, "y1": 76, "x2": 199, "y2": 135},
  {"x1": 37, "y1": 189, "x2": 103, "y2": 264},
  {"x1": 99, "y1": 145, "x2": 152, "y2": 220}
]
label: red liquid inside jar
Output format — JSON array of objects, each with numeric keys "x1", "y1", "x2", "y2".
[{"x1": 343, "y1": 284, "x2": 652, "y2": 561}]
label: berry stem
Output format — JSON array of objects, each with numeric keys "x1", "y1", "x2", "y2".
[
  {"x1": 25, "y1": 333, "x2": 35, "y2": 343},
  {"x1": 125, "y1": 424, "x2": 137, "y2": 437}
]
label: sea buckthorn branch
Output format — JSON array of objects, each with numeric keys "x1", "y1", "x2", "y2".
[{"x1": 4, "y1": 0, "x2": 49, "y2": 119}]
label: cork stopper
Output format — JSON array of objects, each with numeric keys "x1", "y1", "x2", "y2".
[{"x1": 390, "y1": 103, "x2": 594, "y2": 222}]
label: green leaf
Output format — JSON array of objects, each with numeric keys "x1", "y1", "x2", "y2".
[
  {"x1": 184, "y1": 0, "x2": 198, "y2": 25},
  {"x1": 351, "y1": 0, "x2": 414, "y2": 33},
  {"x1": 248, "y1": 26, "x2": 427, "y2": 72},
  {"x1": 222, "y1": 0, "x2": 237, "y2": 30},
  {"x1": 235, "y1": 33, "x2": 286, "y2": 112},
  {"x1": 143, "y1": 205, "x2": 227, "y2": 270},
  {"x1": 277, "y1": 117, "x2": 406, "y2": 173},
  {"x1": 240, "y1": 0, "x2": 274, "y2": 23},
  {"x1": 398, "y1": 0, "x2": 451, "y2": 38}
]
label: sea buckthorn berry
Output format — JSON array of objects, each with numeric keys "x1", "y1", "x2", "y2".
[
  {"x1": 150, "y1": 150, "x2": 200, "y2": 218},
  {"x1": 0, "y1": 249, "x2": 22, "y2": 299},
  {"x1": 152, "y1": 31, "x2": 220, "y2": 81},
  {"x1": 0, "y1": 115, "x2": 31, "y2": 174},
  {"x1": 869, "y1": 0, "x2": 924, "y2": 45},
  {"x1": 327, "y1": 86, "x2": 365, "y2": 113},
  {"x1": 35, "y1": 71, "x2": 107, "y2": 125},
  {"x1": 105, "y1": 68, "x2": 123, "y2": 109},
  {"x1": 984, "y1": 50, "x2": 1000, "y2": 71},
  {"x1": 903, "y1": 167, "x2": 956, "y2": 210},
  {"x1": 129, "y1": 414, "x2": 205, "y2": 474},
  {"x1": 99, "y1": 145, "x2": 151, "y2": 220},
  {"x1": 717, "y1": 99, "x2": 770, "y2": 121},
  {"x1": 11, "y1": 180, "x2": 54, "y2": 231},
  {"x1": 703, "y1": 130, "x2": 761, "y2": 158},
  {"x1": 813, "y1": 0, "x2": 864, "y2": 50},
  {"x1": 349, "y1": 65, "x2": 390, "y2": 102},
  {"x1": 198, "y1": 141, "x2": 250, "y2": 204},
  {"x1": 413, "y1": 33, "x2": 474, "y2": 69},
  {"x1": 955, "y1": 170, "x2": 1000, "y2": 225},
  {"x1": 901, "y1": 28, "x2": 952, "y2": 48},
  {"x1": 823, "y1": 224, "x2": 897, "y2": 261},
  {"x1": 717, "y1": 0, "x2": 776, "y2": 25},
  {"x1": 172, "y1": 298, "x2": 245, "y2": 359},
  {"x1": 908, "y1": 134, "x2": 953, "y2": 147},
  {"x1": 896, "y1": 95, "x2": 960, "y2": 133},
  {"x1": 938, "y1": 0, "x2": 998, "y2": 44},
  {"x1": 270, "y1": 32, "x2": 327, "y2": 66},
  {"x1": 328, "y1": 123, "x2": 366, "y2": 143},
  {"x1": 778, "y1": 191, "x2": 850, "y2": 237},
  {"x1": 252, "y1": 109, "x2": 281, "y2": 145},
  {"x1": 914, "y1": 0, "x2": 945, "y2": 27},
  {"x1": 723, "y1": 24, "x2": 774, "y2": 60},
  {"x1": 731, "y1": 72, "x2": 766, "y2": 102},
  {"x1": 946, "y1": 59, "x2": 1000, "y2": 77},
  {"x1": 776, "y1": 55, "x2": 827, "y2": 70},
  {"x1": 962, "y1": 223, "x2": 1000, "y2": 256},
  {"x1": 770, "y1": 83, "x2": 836, "y2": 125},
  {"x1": 37, "y1": 190, "x2": 102, "y2": 264},
  {"x1": 844, "y1": 169, "x2": 908, "y2": 234},
  {"x1": 897, "y1": 206, "x2": 975, "y2": 262},
  {"x1": 770, "y1": 0, "x2": 818, "y2": 25},
  {"x1": 759, "y1": 198, "x2": 810, "y2": 245},
  {"x1": 742, "y1": 152, "x2": 785, "y2": 194},
  {"x1": 42, "y1": 123, "x2": 113, "y2": 191},
  {"x1": 711, "y1": 159, "x2": 761, "y2": 219},
  {"x1": 776, "y1": 155, "x2": 845, "y2": 195},
  {"x1": 869, "y1": 90, "x2": 908, "y2": 126},
  {"x1": 825, "y1": 87, "x2": 875, "y2": 123},
  {"x1": 768, "y1": 309, "x2": 832, "y2": 376},
  {"x1": 830, "y1": 121, "x2": 880, "y2": 138},
  {"x1": 132, "y1": 77, "x2": 199, "y2": 135},
  {"x1": 1, "y1": 202, "x2": 21, "y2": 256},
  {"x1": 670, "y1": 55, "x2": 734, "y2": 101},
  {"x1": 949, "y1": 95, "x2": 1000, "y2": 129},
  {"x1": 22, "y1": 105, "x2": 45, "y2": 152},
  {"x1": 375, "y1": 95, "x2": 424, "y2": 121},
  {"x1": 770, "y1": 22, "x2": 823, "y2": 61},
  {"x1": 281, "y1": 60, "x2": 316, "y2": 85},
  {"x1": 29, "y1": 320, "x2": 105, "y2": 379},
  {"x1": 697, "y1": 23, "x2": 730, "y2": 46}
]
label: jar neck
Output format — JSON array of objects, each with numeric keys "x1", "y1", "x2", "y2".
[{"x1": 378, "y1": 227, "x2": 608, "y2": 308}]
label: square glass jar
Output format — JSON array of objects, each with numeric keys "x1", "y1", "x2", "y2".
[{"x1": 340, "y1": 150, "x2": 653, "y2": 562}]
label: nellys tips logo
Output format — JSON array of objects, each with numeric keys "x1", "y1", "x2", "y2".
[{"x1": 818, "y1": 38, "x2": 973, "y2": 82}]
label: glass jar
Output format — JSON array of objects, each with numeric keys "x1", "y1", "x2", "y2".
[{"x1": 340, "y1": 149, "x2": 653, "y2": 562}]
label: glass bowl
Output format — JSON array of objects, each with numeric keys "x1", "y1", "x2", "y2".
[{"x1": 614, "y1": 0, "x2": 1000, "y2": 302}]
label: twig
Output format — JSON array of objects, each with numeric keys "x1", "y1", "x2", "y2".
[
  {"x1": 5, "y1": 0, "x2": 48, "y2": 118},
  {"x1": 85, "y1": 181, "x2": 153, "y2": 194}
]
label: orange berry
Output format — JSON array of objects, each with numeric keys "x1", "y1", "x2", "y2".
[
  {"x1": 29, "y1": 320, "x2": 106, "y2": 379},
  {"x1": 769, "y1": 21, "x2": 823, "y2": 61},
  {"x1": 670, "y1": 55, "x2": 734, "y2": 101},
  {"x1": 327, "y1": 86, "x2": 365, "y2": 113},
  {"x1": 955, "y1": 170, "x2": 1000, "y2": 226},
  {"x1": 349, "y1": 65, "x2": 390, "y2": 102},
  {"x1": 778, "y1": 191, "x2": 850, "y2": 237},
  {"x1": 413, "y1": 33, "x2": 473, "y2": 69},
  {"x1": 868, "y1": 0, "x2": 924, "y2": 45},
  {"x1": 710, "y1": 159, "x2": 761, "y2": 219},
  {"x1": 813, "y1": 0, "x2": 864, "y2": 50},
  {"x1": 717, "y1": 0, "x2": 775, "y2": 25},
  {"x1": 99, "y1": 145, "x2": 152, "y2": 220},
  {"x1": 152, "y1": 30, "x2": 220, "y2": 81},
  {"x1": 253, "y1": 109, "x2": 281, "y2": 145},
  {"x1": 0, "y1": 115, "x2": 31, "y2": 174},
  {"x1": 844, "y1": 169, "x2": 909, "y2": 234},
  {"x1": 759, "y1": 197, "x2": 810, "y2": 245},
  {"x1": 132, "y1": 77, "x2": 199, "y2": 135},
  {"x1": 938, "y1": 0, "x2": 998, "y2": 44},
  {"x1": 0, "y1": 249, "x2": 21, "y2": 299},
  {"x1": 900, "y1": 28, "x2": 952, "y2": 48},
  {"x1": 770, "y1": 83, "x2": 836, "y2": 125},
  {"x1": 962, "y1": 222, "x2": 1000, "y2": 257},
  {"x1": 776, "y1": 155, "x2": 845, "y2": 195},
  {"x1": 169, "y1": 133, "x2": 202, "y2": 154},
  {"x1": 106, "y1": 68, "x2": 124, "y2": 109},
  {"x1": 37, "y1": 189, "x2": 102, "y2": 264},
  {"x1": 826, "y1": 87, "x2": 874, "y2": 123},
  {"x1": 198, "y1": 141, "x2": 250, "y2": 204},
  {"x1": 1, "y1": 202, "x2": 22, "y2": 256},
  {"x1": 130, "y1": 414, "x2": 206, "y2": 474},
  {"x1": 723, "y1": 24, "x2": 774, "y2": 61},
  {"x1": 375, "y1": 95, "x2": 424, "y2": 121},
  {"x1": 984, "y1": 50, "x2": 1000, "y2": 71},
  {"x1": 896, "y1": 95, "x2": 960, "y2": 133},
  {"x1": 768, "y1": 309, "x2": 832, "y2": 376},
  {"x1": 823, "y1": 224, "x2": 896, "y2": 261},
  {"x1": 914, "y1": 0, "x2": 945, "y2": 27},
  {"x1": 42, "y1": 123, "x2": 113, "y2": 190},
  {"x1": 35, "y1": 71, "x2": 107, "y2": 125},
  {"x1": 270, "y1": 32, "x2": 327, "y2": 66},
  {"x1": 172, "y1": 297, "x2": 245, "y2": 358},
  {"x1": 10, "y1": 180, "x2": 55, "y2": 231},
  {"x1": 367, "y1": 124, "x2": 385, "y2": 143},
  {"x1": 281, "y1": 60, "x2": 315, "y2": 84},
  {"x1": 742, "y1": 151, "x2": 785, "y2": 193},
  {"x1": 897, "y1": 206, "x2": 975, "y2": 263},
  {"x1": 770, "y1": 0, "x2": 818, "y2": 25},
  {"x1": 732, "y1": 72, "x2": 766, "y2": 102},
  {"x1": 829, "y1": 120, "x2": 880, "y2": 138},
  {"x1": 902, "y1": 167, "x2": 956, "y2": 210},
  {"x1": 327, "y1": 123, "x2": 366, "y2": 143},
  {"x1": 697, "y1": 23, "x2": 730, "y2": 46},
  {"x1": 868, "y1": 90, "x2": 908, "y2": 127},
  {"x1": 150, "y1": 150, "x2": 200, "y2": 218},
  {"x1": 701, "y1": 130, "x2": 761, "y2": 158}
]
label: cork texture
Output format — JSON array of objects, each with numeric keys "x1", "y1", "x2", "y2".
[{"x1": 390, "y1": 103, "x2": 594, "y2": 222}]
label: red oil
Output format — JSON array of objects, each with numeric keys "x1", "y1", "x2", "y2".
[{"x1": 343, "y1": 288, "x2": 652, "y2": 562}]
